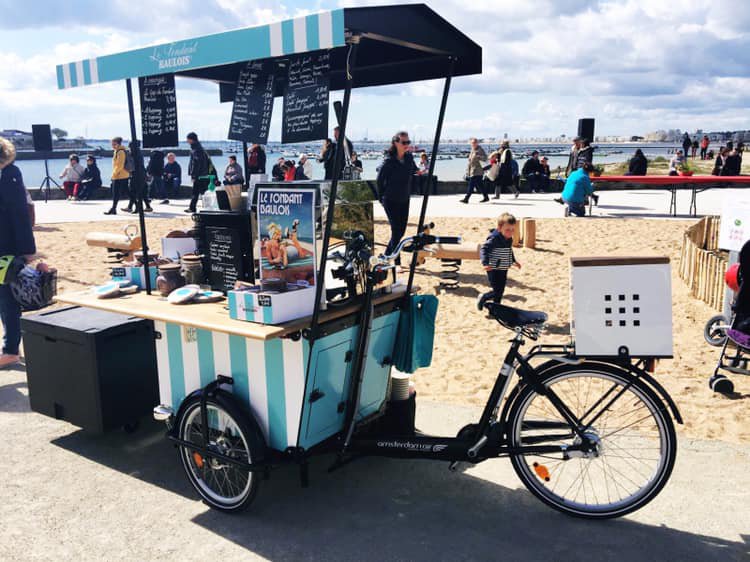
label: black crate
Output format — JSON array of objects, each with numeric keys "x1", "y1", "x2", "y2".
[{"x1": 21, "y1": 306, "x2": 159, "y2": 434}]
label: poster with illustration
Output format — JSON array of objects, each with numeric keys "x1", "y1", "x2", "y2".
[{"x1": 257, "y1": 188, "x2": 317, "y2": 286}]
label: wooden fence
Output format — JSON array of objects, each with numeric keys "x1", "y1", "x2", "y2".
[{"x1": 679, "y1": 216, "x2": 728, "y2": 310}]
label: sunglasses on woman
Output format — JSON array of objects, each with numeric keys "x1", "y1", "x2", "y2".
[{"x1": 398, "y1": 139, "x2": 411, "y2": 146}]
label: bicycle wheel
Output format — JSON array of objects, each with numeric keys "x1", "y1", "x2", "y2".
[
  {"x1": 507, "y1": 363, "x2": 676, "y2": 519},
  {"x1": 177, "y1": 393, "x2": 263, "y2": 512}
]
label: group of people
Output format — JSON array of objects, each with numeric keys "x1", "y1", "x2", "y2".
[
  {"x1": 461, "y1": 139, "x2": 554, "y2": 204},
  {"x1": 58, "y1": 154, "x2": 102, "y2": 201},
  {"x1": 682, "y1": 133, "x2": 712, "y2": 160}
]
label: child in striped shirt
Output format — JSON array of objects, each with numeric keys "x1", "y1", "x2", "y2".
[{"x1": 477, "y1": 213, "x2": 522, "y2": 310}]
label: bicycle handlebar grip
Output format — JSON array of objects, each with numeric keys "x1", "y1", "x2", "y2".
[{"x1": 433, "y1": 236, "x2": 462, "y2": 245}]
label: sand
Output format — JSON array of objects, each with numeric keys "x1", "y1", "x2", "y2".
[{"x1": 11, "y1": 214, "x2": 749, "y2": 445}]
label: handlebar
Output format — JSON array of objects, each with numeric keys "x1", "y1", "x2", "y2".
[{"x1": 378, "y1": 233, "x2": 462, "y2": 264}]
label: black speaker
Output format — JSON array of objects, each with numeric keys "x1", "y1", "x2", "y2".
[
  {"x1": 577, "y1": 118, "x2": 595, "y2": 142},
  {"x1": 32, "y1": 124, "x2": 53, "y2": 152}
]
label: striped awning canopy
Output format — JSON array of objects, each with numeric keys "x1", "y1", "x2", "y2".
[{"x1": 56, "y1": 4, "x2": 481, "y2": 93}]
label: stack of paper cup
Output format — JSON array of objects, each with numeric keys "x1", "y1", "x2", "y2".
[
  {"x1": 390, "y1": 373, "x2": 410, "y2": 401},
  {"x1": 225, "y1": 184, "x2": 243, "y2": 211}
]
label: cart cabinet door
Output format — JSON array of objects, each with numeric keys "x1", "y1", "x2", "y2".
[
  {"x1": 358, "y1": 312, "x2": 400, "y2": 419},
  {"x1": 302, "y1": 338, "x2": 353, "y2": 448}
]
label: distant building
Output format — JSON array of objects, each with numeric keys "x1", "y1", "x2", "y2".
[{"x1": 1, "y1": 129, "x2": 33, "y2": 148}]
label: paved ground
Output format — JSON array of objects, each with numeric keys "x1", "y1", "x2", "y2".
[
  {"x1": 0, "y1": 361, "x2": 747, "y2": 561},
  {"x1": 31, "y1": 188, "x2": 745, "y2": 224}
]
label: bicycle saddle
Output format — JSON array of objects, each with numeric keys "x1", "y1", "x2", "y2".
[{"x1": 484, "y1": 302, "x2": 548, "y2": 328}]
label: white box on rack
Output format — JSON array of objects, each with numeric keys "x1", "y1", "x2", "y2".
[
  {"x1": 161, "y1": 237, "x2": 197, "y2": 260},
  {"x1": 570, "y1": 256, "x2": 673, "y2": 358},
  {"x1": 228, "y1": 287, "x2": 315, "y2": 325}
]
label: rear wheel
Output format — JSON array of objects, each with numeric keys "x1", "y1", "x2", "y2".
[
  {"x1": 507, "y1": 364, "x2": 676, "y2": 519},
  {"x1": 704, "y1": 315, "x2": 729, "y2": 347},
  {"x1": 176, "y1": 393, "x2": 264, "y2": 512}
]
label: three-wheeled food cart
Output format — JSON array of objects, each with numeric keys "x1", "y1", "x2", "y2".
[{"x1": 52, "y1": 5, "x2": 682, "y2": 519}]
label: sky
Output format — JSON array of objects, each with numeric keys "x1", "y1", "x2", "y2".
[{"x1": 0, "y1": 0, "x2": 748, "y2": 142}]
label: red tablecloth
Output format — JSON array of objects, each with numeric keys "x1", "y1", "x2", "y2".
[{"x1": 593, "y1": 175, "x2": 750, "y2": 184}]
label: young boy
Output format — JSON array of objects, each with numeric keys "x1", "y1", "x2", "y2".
[{"x1": 477, "y1": 213, "x2": 522, "y2": 310}]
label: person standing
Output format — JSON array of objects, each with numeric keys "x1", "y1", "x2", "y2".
[
  {"x1": 712, "y1": 147, "x2": 728, "y2": 176},
  {"x1": 0, "y1": 137, "x2": 36, "y2": 368},
  {"x1": 539, "y1": 156, "x2": 551, "y2": 192},
  {"x1": 246, "y1": 144, "x2": 266, "y2": 176},
  {"x1": 77, "y1": 155, "x2": 102, "y2": 200},
  {"x1": 163, "y1": 152, "x2": 181, "y2": 204},
  {"x1": 377, "y1": 131, "x2": 417, "y2": 264},
  {"x1": 59, "y1": 154, "x2": 85, "y2": 201},
  {"x1": 461, "y1": 138, "x2": 488, "y2": 203},
  {"x1": 333, "y1": 126, "x2": 354, "y2": 177},
  {"x1": 565, "y1": 136, "x2": 582, "y2": 176},
  {"x1": 576, "y1": 138, "x2": 594, "y2": 170},
  {"x1": 318, "y1": 139, "x2": 334, "y2": 180},
  {"x1": 104, "y1": 136, "x2": 130, "y2": 215},
  {"x1": 146, "y1": 150, "x2": 165, "y2": 205},
  {"x1": 185, "y1": 132, "x2": 209, "y2": 213},
  {"x1": 681, "y1": 132, "x2": 692, "y2": 160},
  {"x1": 691, "y1": 138, "x2": 699, "y2": 159},
  {"x1": 477, "y1": 213, "x2": 521, "y2": 309},
  {"x1": 700, "y1": 135, "x2": 710, "y2": 160},
  {"x1": 494, "y1": 141, "x2": 516, "y2": 198}
]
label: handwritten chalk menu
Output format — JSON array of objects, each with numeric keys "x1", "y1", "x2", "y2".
[
  {"x1": 138, "y1": 74, "x2": 178, "y2": 148},
  {"x1": 206, "y1": 226, "x2": 242, "y2": 292},
  {"x1": 228, "y1": 61, "x2": 274, "y2": 144},
  {"x1": 282, "y1": 52, "x2": 331, "y2": 143}
]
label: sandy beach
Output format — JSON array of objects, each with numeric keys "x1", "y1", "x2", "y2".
[{"x1": 9, "y1": 212, "x2": 744, "y2": 446}]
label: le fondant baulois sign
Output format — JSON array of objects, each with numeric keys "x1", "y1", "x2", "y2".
[{"x1": 55, "y1": 10, "x2": 344, "y2": 90}]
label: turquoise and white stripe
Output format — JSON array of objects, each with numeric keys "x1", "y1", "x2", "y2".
[
  {"x1": 56, "y1": 10, "x2": 345, "y2": 90},
  {"x1": 154, "y1": 320, "x2": 309, "y2": 451}
]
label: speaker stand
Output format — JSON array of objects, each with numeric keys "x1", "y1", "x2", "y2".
[{"x1": 38, "y1": 159, "x2": 60, "y2": 204}]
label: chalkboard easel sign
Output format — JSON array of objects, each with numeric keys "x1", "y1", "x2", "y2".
[
  {"x1": 281, "y1": 52, "x2": 331, "y2": 144},
  {"x1": 138, "y1": 74, "x2": 178, "y2": 148},
  {"x1": 228, "y1": 61, "x2": 274, "y2": 144},
  {"x1": 205, "y1": 226, "x2": 243, "y2": 293}
]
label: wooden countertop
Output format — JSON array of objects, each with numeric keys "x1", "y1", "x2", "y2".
[{"x1": 55, "y1": 284, "x2": 410, "y2": 341}]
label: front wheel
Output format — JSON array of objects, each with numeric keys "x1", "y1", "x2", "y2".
[
  {"x1": 507, "y1": 364, "x2": 676, "y2": 519},
  {"x1": 176, "y1": 392, "x2": 264, "y2": 512}
]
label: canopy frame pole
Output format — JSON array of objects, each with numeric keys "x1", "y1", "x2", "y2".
[
  {"x1": 126, "y1": 78, "x2": 152, "y2": 295},
  {"x1": 242, "y1": 141, "x2": 249, "y2": 191},
  {"x1": 405, "y1": 56, "x2": 455, "y2": 296},
  {"x1": 307, "y1": 38, "x2": 360, "y2": 342}
]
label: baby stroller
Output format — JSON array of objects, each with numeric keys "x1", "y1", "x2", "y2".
[{"x1": 708, "y1": 257, "x2": 749, "y2": 395}]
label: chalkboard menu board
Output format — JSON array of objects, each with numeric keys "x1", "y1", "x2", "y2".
[
  {"x1": 206, "y1": 226, "x2": 242, "y2": 293},
  {"x1": 138, "y1": 74, "x2": 178, "y2": 148},
  {"x1": 282, "y1": 52, "x2": 331, "y2": 144},
  {"x1": 228, "y1": 61, "x2": 274, "y2": 144}
]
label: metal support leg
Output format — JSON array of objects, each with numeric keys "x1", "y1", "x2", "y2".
[
  {"x1": 690, "y1": 187, "x2": 697, "y2": 217},
  {"x1": 669, "y1": 187, "x2": 677, "y2": 216}
]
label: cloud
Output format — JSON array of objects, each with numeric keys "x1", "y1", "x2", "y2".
[{"x1": 1, "y1": 0, "x2": 748, "y2": 139}]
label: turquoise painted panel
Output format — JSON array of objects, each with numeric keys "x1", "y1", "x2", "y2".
[
  {"x1": 166, "y1": 323, "x2": 185, "y2": 406},
  {"x1": 305, "y1": 14, "x2": 320, "y2": 51},
  {"x1": 358, "y1": 312, "x2": 400, "y2": 418},
  {"x1": 264, "y1": 338, "x2": 287, "y2": 450},
  {"x1": 229, "y1": 334, "x2": 250, "y2": 405},
  {"x1": 331, "y1": 9, "x2": 345, "y2": 46},
  {"x1": 56, "y1": 65, "x2": 65, "y2": 89}
]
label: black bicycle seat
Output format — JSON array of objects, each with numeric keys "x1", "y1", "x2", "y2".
[{"x1": 485, "y1": 303, "x2": 548, "y2": 328}]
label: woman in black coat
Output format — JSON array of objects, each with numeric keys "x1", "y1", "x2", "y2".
[
  {"x1": 377, "y1": 131, "x2": 416, "y2": 264},
  {"x1": 626, "y1": 149, "x2": 648, "y2": 175},
  {"x1": 0, "y1": 137, "x2": 36, "y2": 368}
]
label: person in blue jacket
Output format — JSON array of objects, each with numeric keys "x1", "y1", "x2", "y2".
[
  {"x1": 0, "y1": 137, "x2": 36, "y2": 369},
  {"x1": 561, "y1": 163, "x2": 594, "y2": 217}
]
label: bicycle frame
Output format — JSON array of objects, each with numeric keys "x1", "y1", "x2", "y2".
[{"x1": 347, "y1": 330, "x2": 595, "y2": 463}]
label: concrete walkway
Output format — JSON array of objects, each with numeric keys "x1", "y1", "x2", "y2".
[
  {"x1": 0, "y1": 361, "x2": 747, "y2": 561},
  {"x1": 31, "y1": 188, "x2": 745, "y2": 224}
]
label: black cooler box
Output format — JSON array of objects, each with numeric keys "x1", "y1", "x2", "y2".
[{"x1": 21, "y1": 306, "x2": 159, "y2": 433}]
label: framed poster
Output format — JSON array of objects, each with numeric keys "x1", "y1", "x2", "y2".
[{"x1": 257, "y1": 188, "x2": 317, "y2": 286}]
